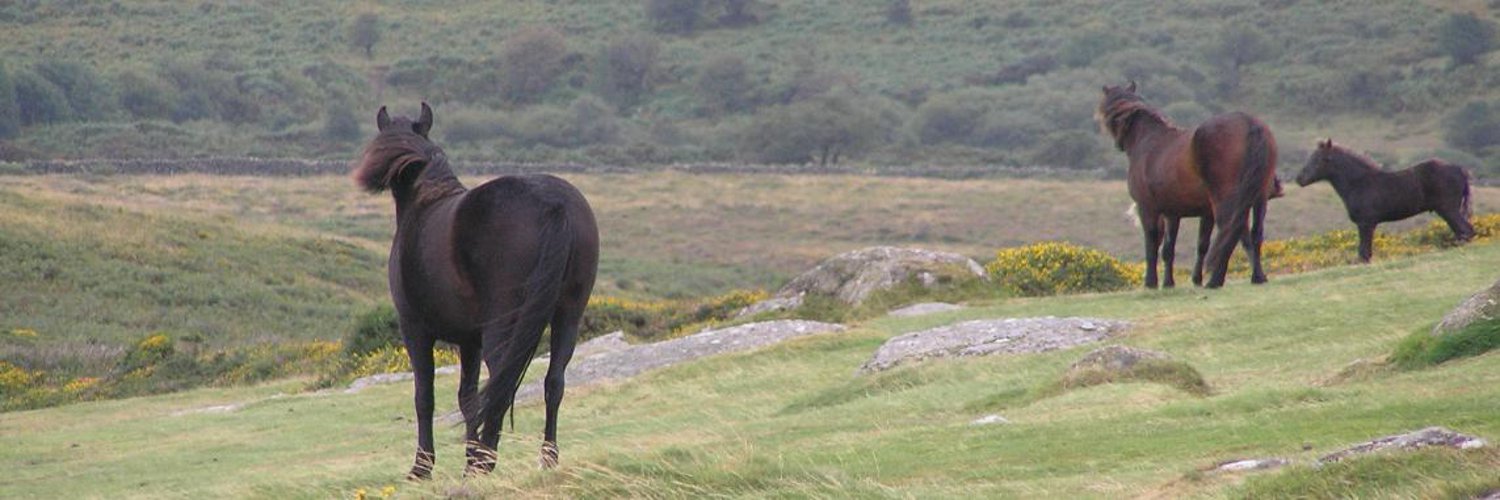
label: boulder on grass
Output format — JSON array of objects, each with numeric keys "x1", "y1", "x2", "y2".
[
  {"x1": 740, "y1": 247, "x2": 986, "y2": 317},
  {"x1": 1318, "y1": 426, "x2": 1487, "y2": 464},
  {"x1": 859, "y1": 317, "x2": 1127, "y2": 374},
  {"x1": 1433, "y1": 277, "x2": 1500, "y2": 337},
  {"x1": 1056, "y1": 345, "x2": 1210, "y2": 396}
]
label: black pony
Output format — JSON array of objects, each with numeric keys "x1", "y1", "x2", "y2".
[
  {"x1": 353, "y1": 103, "x2": 599, "y2": 479},
  {"x1": 1296, "y1": 139, "x2": 1474, "y2": 262}
]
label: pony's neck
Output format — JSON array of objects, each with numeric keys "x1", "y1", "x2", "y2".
[
  {"x1": 1323, "y1": 151, "x2": 1379, "y2": 188},
  {"x1": 1120, "y1": 111, "x2": 1178, "y2": 156},
  {"x1": 392, "y1": 157, "x2": 466, "y2": 217}
]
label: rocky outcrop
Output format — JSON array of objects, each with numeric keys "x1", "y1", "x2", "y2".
[
  {"x1": 1318, "y1": 426, "x2": 1487, "y2": 464},
  {"x1": 512, "y1": 320, "x2": 845, "y2": 402},
  {"x1": 858, "y1": 317, "x2": 1128, "y2": 374},
  {"x1": 1055, "y1": 345, "x2": 1211, "y2": 395},
  {"x1": 741, "y1": 247, "x2": 986, "y2": 317},
  {"x1": 1433, "y1": 277, "x2": 1500, "y2": 337}
]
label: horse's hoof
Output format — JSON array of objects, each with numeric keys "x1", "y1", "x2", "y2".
[
  {"x1": 1251, "y1": 276, "x2": 1268, "y2": 285},
  {"x1": 539, "y1": 441, "x2": 559, "y2": 469},
  {"x1": 466, "y1": 442, "x2": 497, "y2": 476},
  {"x1": 407, "y1": 450, "x2": 435, "y2": 481}
]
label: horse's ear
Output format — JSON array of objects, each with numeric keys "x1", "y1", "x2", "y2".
[
  {"x1": 1126, "y1": 80, "x2": 1136, "y2": 93},
  {"x1": 414, "y1": 102, "x2": 433, "y2": 138},
  {"x1": 1319, "y1": 138, "x2": 1331, "y2": 149},
  {"x1": 376, "y1": 106, "x2": 391, "y2": 131}
]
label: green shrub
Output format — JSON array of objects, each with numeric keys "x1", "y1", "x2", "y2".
[
  {"x1": 1438, "y1": 12, "x2": 1496, "y2": 67},
  {"x1": 117, "y1": 332, "x2": 176, "y2": 374},
  {"x1": 342, "y1": 304, "x2": 401, "y2": 358},
  {"x1": 986, "y1": 242, "x2": 1141, "y2": 296}
]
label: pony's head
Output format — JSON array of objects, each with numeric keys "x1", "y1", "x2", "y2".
[
  {"x1": 1096, "y1": 81, "x2": 1166, "y2": 151},
  {"x1": 1296, "y1": 139, "x2": 1374, "y2": 187},
  {"x1": 353, "y1": 103, "x2": 441, "y2": 193}
]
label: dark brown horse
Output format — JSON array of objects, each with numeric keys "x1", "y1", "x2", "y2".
[
  {"x1": 354, "y1": 103, "x2": 599, "y2": 479},
  {"x1": 1098, "y1": 82, "x2": 1277, "y2": 289},
  {"x1": 1296, "y1": 139, "x2": 1474, "y2": 262}
]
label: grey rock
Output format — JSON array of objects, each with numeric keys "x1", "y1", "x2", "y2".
[
  {"x1": 574, "y1": 331, "x2": 630, "y2": 360},
  {"x1": 513, "y1": 320, "x2": 845, "y2": 402},
  {"x1": 970, "y1": 414, "x2": 1011, "y2": 426},
  {"x1": 345, "y1": 365, "x2": 459, "y2": 394},
  {"x1": 1214, "y1": 458, "x2": 1289, "y2": 472},
  {"x1": 735, "y1": 295, "x2": 805, "y2": 318},
  {"x1": 859, "y1": 317, "x2": 1128, "y2": 374},
  {"x1": 1433, "y1": 277, "x2": 1500, "y2": 337},
  {"x1": 888, "y1": 302, "x2": 964, "y2": 317},
  {"x1": 1318, "y1": 426, "x2": 1488, "y2": 464},
  {"x1": 774, "y1": 246, "x2": 986, "y2": 306},
  {"x1": 1067, "y1": 345, "x2": 1172, "y2": 373}
]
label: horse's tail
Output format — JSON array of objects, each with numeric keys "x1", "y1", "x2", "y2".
[
  {"x1": 1197, "y1": 116, "x2": 1273, "y2": 285},
  {"x1": 1461, "y1": 167, "x2": 1473, "y2": 221},
  {"x1": 475, "y1": 201, "x2": 574, "y2": 441},
  {"x1": 1223, "y1": 119, "x2": 1274, "y2": 240}
]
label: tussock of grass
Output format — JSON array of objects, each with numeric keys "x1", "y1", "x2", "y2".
[
  {"x1": 1233, "y1": 448, "x2": 1500, "y2": 500},
  {"x1": 1046, "y1": 357, "x2": 1212, "y2": 397},
  {"x1": 1391, "y1": 318, "x2": 1500, "y2": 370}
]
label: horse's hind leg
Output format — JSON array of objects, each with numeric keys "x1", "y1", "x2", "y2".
[
  {"x1": 540, "y1": 302, "x2": 585, "y2": 469},
  {"x1": 1139, "y1": 207, "x2": 1164, "y2": 289},
  {"x1": 1192, "y1": 215, "x2": 1214, "y2": 287},
  {"x1": 1160, "y1": 216, "x2": 1180, "y2": 288},
  {"x1": 403, "y1": 331, "x2": 438, "y2": 480},
  {"x1": 1437, "y1": 207, "x2": 1475, "y2": 242},
  {"x1": 1243, "y1": 198, "x2": 1268, "y2": 284},
  {"x1": 457, "y1": 340, "x2": 492, "y2": 477}
]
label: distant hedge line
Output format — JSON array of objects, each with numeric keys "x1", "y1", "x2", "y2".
[{"x1": 4, "y1": 158, "x2": 1118, "y2": 180}]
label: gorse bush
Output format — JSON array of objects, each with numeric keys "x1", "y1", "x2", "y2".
[
  {"x1": 342, "y1": 304, "x2": 400, "y2": 358},
  {"x1": 986, "y1": 242, "x2": 1141, "y2": 297}
]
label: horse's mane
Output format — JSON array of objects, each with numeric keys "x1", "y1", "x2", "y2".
[
  {"x1": 1097, "y1": 91, "x2": 1177, "y2": 151},
  {"x1": 1321, "y1": 142, "x2": 1383, "y2": 173},
  {"x1": 353, "y1": 131, "x2": 447, "y2": 193}
]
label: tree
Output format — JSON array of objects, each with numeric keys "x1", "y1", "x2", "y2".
[
  {"x1": 349, "y1": 13, "x2": 382, "y2": 59},
  {"x1": 1443, "y1": 100, "x2": 1500, "y2": 153},
  {"x1": 695, "y1": 54, "x2": 752, "y2": 115},
  {"x1": 596, "y1": 33, "x2": 660, "y2": 109},
  {"x1": 1439, "y1": 12, "x2": 1496, "y2": 67},
  {"x1": 0, "y1": 64, "x2": 19, "y2": 138},
  {"x1": 739, "y1": 93, "x2": 882, "y2": 165},
  {"x1": 499, "y1": 27, "x2": 569, "y2": 104},
  {"x1": 1205, "y1": 26, "x2": 1272, "y2": 96},
  {"x1": 886, "y1": 0, "x2": 913, "y2": 27},
  {"x1": 646, "y1": 0, "x2": 705, "y2": 34}
]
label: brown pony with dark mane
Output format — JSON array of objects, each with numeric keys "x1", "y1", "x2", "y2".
[
  {"x1": 353, "y1": 103, "x2": 599, "y2": 479},
  {"x1": 1098, "y1": 82, "x2": 1277, "y2": 289},
  {"x1": 1296, "y1": 139, "x2": 1474, "y2": 262}
]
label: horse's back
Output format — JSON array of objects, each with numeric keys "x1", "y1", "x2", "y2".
[
  {"x1": 1190, "y1": 111, "x2": 1276, "y2": 196},
  {"x1": 455, "y1": 174, "x2": 599, "y2": 307}
]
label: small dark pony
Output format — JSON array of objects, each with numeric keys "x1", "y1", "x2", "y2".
[
  {"x1": 1296, "y1": 139, "x2": 1474, "y2": 262},
  {"x1": 1098, "y1": 82, "x2": 1278, "y2": 288},
  {"x1": 353, "y1": 103, "x2": 599, "y2": 479}
]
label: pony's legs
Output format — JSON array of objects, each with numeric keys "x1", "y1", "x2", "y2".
[
  {"x1": 403, "y1": 331, "x2": 437, "y2": 481},
  {"x1": 1204, "y1": 205, "x2": 1247, "y2": 288},
  {"x1": 1356, "y1": 222, "x2": 1377, "y2": 263},
  {"x1": 1138, "y1": 207, "x2": 1164, "y2": 289},
  {"x1": 540, "y1": 307, "x2": 584, "y2": 469},
  {"x1": 1437, "y1": 207, "x2": 1476, "y2": 242},
  {"x1": 1160, "y1": 216, "x2": 1181, "y2": 288},
  {"x1": 457, "y1": 340, "x2": 490, "y2": 476},
  {"x1": 1242, "y1": 199, "x2": 1268, "y2": 284},
  {"x1": 1192, "y1": 215, "x2": 1214, "y2": 287}
]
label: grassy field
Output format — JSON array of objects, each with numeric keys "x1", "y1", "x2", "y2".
[{"x1": 3, "y1": 222, "x2": 1497, "y2": 498}]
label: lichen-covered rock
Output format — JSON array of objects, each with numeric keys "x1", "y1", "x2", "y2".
[
  {"x1": 775, "y1": 246, "x2": 986, "y2": 306},
  {"x1": 858, "y1": 317, "x2": 1127, "y2": 374},
  {"x1": 1215, "y1": 458, "x2": 1289, "y2": 472},
  {"x1": 1318, "y1": 426, "x2": 1488, "y2": 464},
  {"x1": 1433, "y1": 277, "x2": 1500, "y2": 337}
]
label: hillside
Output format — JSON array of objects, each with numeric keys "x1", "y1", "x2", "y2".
[
  {"x1": 3, "y1": 1, "x2": 1500, "y2": 172},
  {"x1": 3, "y1": 233, "x2": 1497, "y2": 498}
]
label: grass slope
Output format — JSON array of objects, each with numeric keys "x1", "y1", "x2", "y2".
[{"x1": 4, "y1": 234, "x2": 1497, "y2": 498}]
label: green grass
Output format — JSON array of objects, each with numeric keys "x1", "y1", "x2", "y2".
[
  {"x1": 4, "y1": 229, "x2": 1498, "y2": 498},
  {"x1": 1391, "y1": 317, "x2": 1500, "y2": 369}
]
